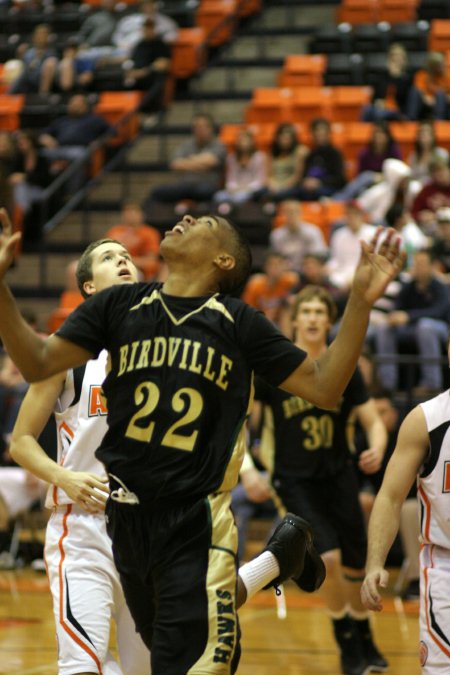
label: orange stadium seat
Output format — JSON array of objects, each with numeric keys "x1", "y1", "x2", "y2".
[
  {"x1": 435, "y1": 120, "x2": 450, "y2": 151},
  {"x1": 278, "y1": 55, "x2": 327, "y2": 88},
  {"x1": 337, "y1": 0, "x2": 378, "y2": 25},
  {"x1": 330, "y1": 86, "x2": 372, "y2": 122},
  {"x1": 291, "y1": 87, "x2": 332, "y2": 125},
  {"x1": 0, "y1": 95, "x2": 24, "y2": 131},
  {"x1": 94, "y1": 91, "x2": 142, "y2": 145},
  {"x1": 390, "y1": 121, "x2": 417, "y2": 159},
  {"x1": 171, "y1": 28, "x2": 207, "y2": 79},
  {"x1": 196, "y1": 0, "x2": 238, "y2": 47},
  {"x1": 245, "y1": 88, "x2": 297, "y2": 124},
  {"x1": 378, "y1": 0, "x2": 417, "y2": 23},
  {"x1": 429, "y1": 20, "x2": 450, "y2": 52},
  {"x1": 237, "y1": 0, "x2": 262, "y2": 16}
]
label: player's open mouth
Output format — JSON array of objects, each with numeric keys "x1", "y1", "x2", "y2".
[{"x1": 166, "y1": 223, "x2": 186, "y2": 236}]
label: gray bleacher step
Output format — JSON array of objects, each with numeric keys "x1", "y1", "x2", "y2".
[
  {"x1": 7, "y1": 253, "x2": 77, "y2": 290},
  {"x1": 164, "y1": 99, "x2": 248, "y2": 125},
  {"x1": 197, "y1": 65, "x2": 280, "y2": 93}
]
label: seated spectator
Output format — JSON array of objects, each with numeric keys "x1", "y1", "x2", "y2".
[
  {"x1": 9, "y1": 130, "x2": 53, "y2": 226},
  {"x1": 213, "y1": 128, "x2": 267, "y2": 212},
  {"x1": 76, "y1": 0, "x2": 118, "y2": 49},
  {"x1": 242, "y1": 250, "x2": 299, "y2": 326},
  {"x1": 357, "y1": 158, "x2": 411, "y2": 225},
  {"x1": 406, "y1": 51, "x2": 450, "y2": 120},
  {"x1": 269, "y1": 200, "x2": 328, "y2": 272},
  {"x1": 373, "y1": 249, "x2": 450, "y2": 395},
  {"x1": 408, "y1": 120, "x2": 449, "y2": 189},
  {"x1": 362, "y1": 43, "x2": 413, "y2": 122},
  {"x1": 334, "y1": 121, "x2": 402, "y2": 202},
  {"x1": 261, "y1": 123, "x2": 308, "y2": 204},
  {"x1": 56, "y1": 38, "x2": 95, "y2": 94},
  {"x1": 384, "y1": 204, "x2": 429, "y2": 265},
  {"x1": 411, "y1": 156, "x2": 450, "y2": 233},
  {"x1": 105, "y1": 202, "x2": 161, "y2": 279},
  {"x1": 431, "y1": 207, "x2": 450, "y2": 281},
  {"x1": 151, "y1": 113, "x2": 226, "y2": 209},
  {"x1": 113, "y1": 0, "x2": 179, "y2": 56},
  {"x1": 0, "y1": 132, "x2": 18, "y2": 214},
  {"x1": 9, "y1": 24, "x2": 57, "y2": 95},
  {"x1": 327, "y1": 201, "x2": 376, "y2": 290},
  {"x1": 123, "y1": 16, "x2": 171, "y2": 113},
  {"x1": 295, "y1": 118, "x2": 346, "y2": 201},
  {"x1": 39, "y1": 94, "x2": 111, "y2": 192}
]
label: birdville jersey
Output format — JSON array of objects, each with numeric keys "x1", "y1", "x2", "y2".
[
  {"x1": 256, "y1": 367, "x2": 369, "y2": 480},
  {"x1": 56, "y1": 282, "x2": 306, "y2": 503},
  {"x1": 45, "y1": 351, "x2": 109, "y2": 508},
  {"x1": 418, "y1": 390, "x2": 450, "y2": 548}
]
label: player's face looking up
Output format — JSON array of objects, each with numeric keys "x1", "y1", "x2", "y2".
[
  {"x1": 293, "y1": 298, "x2": 331, "y2": 346},
  {"x1": 82, "y1": 242, "x2": 139, "y2": 296}
]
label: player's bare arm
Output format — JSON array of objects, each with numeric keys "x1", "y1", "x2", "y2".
[
  {"x1": 355, "y1": 399, "x2": 388, "y2": 475},
  {"x1": 10, "y1": 374, "x2": 109, "y2": 513},
  {"x1": 0, "y1": 209, "x2": 93, "y2": 380},
  {"x1": 361, "y1": 405, "x2": 428, "y2": 611},
  {"x1": 280, "y1": 228, "x2": 406, "y2": 408}
]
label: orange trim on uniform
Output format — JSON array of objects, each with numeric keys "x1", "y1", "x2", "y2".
[
  {"x1": 418, "y1": 485, "x2": 431, "y2": 541},
  {"x1": 57, "y1": 504, "x2": 103, "y2": 674},
  {"x1": 424, "y1": 546, "x2": 450, "y2": 659}
]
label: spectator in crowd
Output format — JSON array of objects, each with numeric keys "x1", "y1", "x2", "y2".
[
  {"x1": 123, "y1": 16, "x2": 171, "y2": 115},
  {"x1": 76, "y1": 0, "x2": 118, "y2": 49},
  {"x1": 384, "y1": 203, "x2": 429, "y2": 264},
  {"x1": 9, "y1": 24, "x2": 57, "y2": 95},
  {"x1": 295, "y1": 118, "x2": 346, "y2": 201},
  {"x1": 411, "y1": 156, "x2": 450, "y2": 232},
  {"x1": 334, "y1": 122, "x2": 402, "y2": 202},
  {"x1": 242, "y1": 250, "x2": 299, "y2": 326},
  {"x1": 213, "y1": 128, "x2": 267, "y2": 213},
  {"x1": 269, "y1": 200, "x2": 328, "y2": 272},
  {"x1": 407, "y1": 51, "x2": 450, "y2": 120},
  {"x1": 150, "y1": 113, "x2": 226, "y2": 209},
  {"x1": 357, "y1": 158, "x2": 411, "y2": 225},
  {"x1": 105, "y1": 202, "x2": 161, "y2": 279},
  {"x1": 261, "y1": 123, "x2": 308, "y2": 204},
  {"x1": 362, "y1": 43, "x2": 413, "y2": 122},
  {"x1": 0, "y1": 132, "x2": 18, "y2": 214},
  {"x1": 56, "y1": 37, "x2": 95, "y2": 93},
  {"x1": 9, "y1": 130, "x2": 53, "y2": 224},
  {"x1": 113, "y1": 0, "x2": 178, "y2": 55},
  {"x1": 408, "y1": 120, "x2": 449, "y2": 189},
  {"x1": 39, "y1": 94, "x2": 111, "y2": 192},
  {"x1": 373, "y1": 249, "x2": 450, "y2": 395},
  {"x1": 431, "y1": 206, "x2": 450, "y2": 281},
  {"x1": 327, "y1": 201, "x2": 377, "y2": 290}
]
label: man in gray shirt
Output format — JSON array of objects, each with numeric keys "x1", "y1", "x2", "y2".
[{"x1": 152, "y1": 113, "x2": 227, "y2": 205}]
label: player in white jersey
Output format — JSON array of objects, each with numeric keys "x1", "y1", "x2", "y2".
[
  {"x1": 361, "y1": 338, "x2": 450, "y2": 674},
  {"x1": 9, "y1": 250, "x2": 151, "y2": 675},
  {"x1": 9, "y1": 235, "x2": 323, "y2": 674}
]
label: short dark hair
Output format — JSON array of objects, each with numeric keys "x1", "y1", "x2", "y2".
[
  {"x1": 76, "y1": 238, "x2": 122, "y2": 298},
  {"x1": 291, "y1": 285, "x2": 337, "y2": 323},
  {"x1": 215, "y1": 216, "x2": 252, "y2": 295}
]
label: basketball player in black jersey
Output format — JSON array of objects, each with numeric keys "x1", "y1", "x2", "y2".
[
  {"x1": 254, "y1": 286, "x2": 389, "y2": 675},
  {"x1": 0, "y1": 208, "x2": 404, "y2": 675}
]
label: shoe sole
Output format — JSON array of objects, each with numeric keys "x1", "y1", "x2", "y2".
[{"x1": 287, "y1": 513, "x2": 326, "y2": 593}]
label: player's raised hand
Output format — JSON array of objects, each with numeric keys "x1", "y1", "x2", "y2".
[
  {"x1": 0, "y1": 208, "x2": 21, "y2": 280},
  {"x1": 352, "y1": 227, "x2": 406, "y2": 306}
]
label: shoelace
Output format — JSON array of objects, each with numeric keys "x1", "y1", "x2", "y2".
[{"x1": 109, "y1": 474, "x2": 140, "y2": 505}]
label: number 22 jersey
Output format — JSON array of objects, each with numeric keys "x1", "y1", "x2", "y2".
[{"x1": 56, "y1": 282, "x2": 306, "y2": 503}]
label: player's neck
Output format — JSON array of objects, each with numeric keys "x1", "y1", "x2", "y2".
[{"x1": 162, "y1": 270, "x2": 218, "y2": 297}]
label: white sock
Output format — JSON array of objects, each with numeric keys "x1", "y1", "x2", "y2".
[{"x1": 238, "y1": 551, "x2": 280, "y2": 600}]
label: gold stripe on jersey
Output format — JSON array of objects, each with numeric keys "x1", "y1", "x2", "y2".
[
  {"x1": 129, "y1": 290, "x2": 235, "y2": 326},
  {"x1": 188, "y1": 492, "x2": 237, "y2": 674},
  {"x1": 260, "y1": 405, "x2": 276, "y2": 476}
]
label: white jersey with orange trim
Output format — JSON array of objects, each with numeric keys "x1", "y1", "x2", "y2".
[
  {"x1": 418, "y1": 390, "x2": 450, "y2": 549},
  {"x1": 45, "y1": 351, "x2": 109, "y2": 508}
]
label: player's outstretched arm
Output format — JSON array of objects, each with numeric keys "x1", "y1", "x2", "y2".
[
  {"x1": 10, "y1": 375, "x2": 109, "y2": 513},
  {"x1": 361, "y1": 405, "x2": 428, "y2": 611},
  {"x1": 0, "y1": 209, "x2": 93, "y2": 381},
  {"x1": 280, "y1": 228, "x2": 406, "y2": 408}
]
